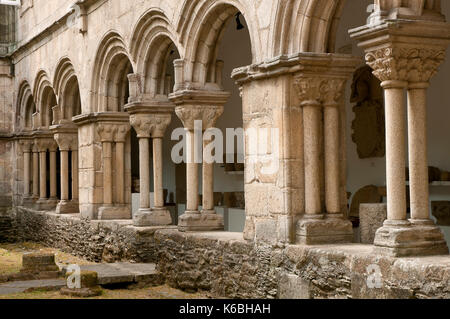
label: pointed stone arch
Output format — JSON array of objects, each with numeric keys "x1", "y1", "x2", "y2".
[
  {"x1": 129, "y1": 8, "x2": 182, "y2": 99},
  {"x1": 53, "y1": 57, "x2": 82, "y2": 122},
  {"x1": 91, "y1": 31, "x2": 135, "y2": 112}
]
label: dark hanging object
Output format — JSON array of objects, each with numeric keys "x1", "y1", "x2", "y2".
[{"x1": 235, "y1": 12, "x2": 244, "y2": 30}]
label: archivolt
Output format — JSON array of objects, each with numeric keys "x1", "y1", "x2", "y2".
[
  {"x1": 53, "y1": 57, "x2": 81, "y2": 120},
  {"x1": 16, "y1": 80, "x2": 34, "y2": 131},
  {"x1": 32, "y1": 70, "x2": 57, "y2": 127},
  {"x1": 178, "y1": 0, "x2": 260, "y2": 85},
  {"x1": 271, "y1": 0, "x2": 346, "y2": 55},
  {"x1": 91, "y1": 31, "x2": 134, "y2": 112},
  {"x1": 129, "y1": 8, "x2": 181, "y2": 97}
]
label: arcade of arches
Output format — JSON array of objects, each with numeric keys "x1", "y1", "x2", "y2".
[{"x1": 0, "y1": 0, "x2": 450, "y2": 298}]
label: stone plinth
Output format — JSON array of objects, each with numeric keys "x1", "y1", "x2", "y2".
[
  {"x1": 360, "y1": 203, "x2": 387, "y2": 244},
  {"x1": 21, "y1": 253, "x2": 60, "y2": 279},
  {"x1": 178, "y1": 212, "x2": 224, "y2": 232},
  {"x1": 98, "y1": 206, "x2": 131, "y2": 220},
  {"x1": 296, "y1": 218, "x2": 354, "y2": 245},
  {"x1": 60, "y1": 270, "x2": 102, "y2": 297},
  {"x1": 134, "y1": 208, "x2": 172, "y2": 227}
]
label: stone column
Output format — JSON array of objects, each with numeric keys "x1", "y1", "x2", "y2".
[
  {"x1": 295, "y1": 75, "x2": 354, "y2": 245},
  {"x1": 20, "y1": 140, "x2": 33, "y2": 200},
  {"x1": 351, "y1": 20, "x2": 450, "y2": 256},
  {"x1": 130, "y1": 111, "x2": 172, "y2": 226},
  {"x1": 72, "y1": 149, "x2": 79, "y2": 202},
  {"x1": 98, "y1": 125, "x2": 114, "y2": 207},
  {"x1": 170, "y1": 90, "x2": 229, "y2": 232},
  {"x1": 38, "y1": 147, "x2": 47, "y2": 201},
  {"x1": 54, "y1": 133, "x2": 78, "y2": 214},
  {"x1": 115, "y1": 127, "x2": 127, "y2": 205},
  {"x1": 202, "y1": 138, "x2": 215, "y2": 213},
  {"x1": 32, "y1": 143, "x2": 39, "y2": 199},
  {"x1": 49, "y1": 143, "x2": 58, "y2": 201}
]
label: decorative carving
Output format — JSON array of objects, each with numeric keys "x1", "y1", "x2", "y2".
[
  {"x1": 35, "y1": 138, "x2": 58, "y2": 152},
  {"x1": 114, "y1": 124, "x2": 131, "y2": 143},
  {"x1": 19, "y1": 139, "x2": 33, "y2": 152},
  {"x1": 130, "y1": 113, "x2": 172, "y2": 139},
  {"x1": 294, "y1": 76, "x2": 346, "y2": 105},
  {"x1": 350, "y1": 65, "x2": 385, "y2": 159},
  {"x1": 96, "y1": 124, "x2": 115, "y2": 142},
  {"x1": 365, "y1": 47, "x2": 445, "y2": 83},
  {"x1": 175, "y1": 105, "x2": 223, "y2": 130},
  {"x1": 54, "y1": 133, "x2": 78, "y2": 151}
]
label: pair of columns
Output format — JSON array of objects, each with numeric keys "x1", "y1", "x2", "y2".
[
  {"x1": 53, "y1": 132, "x2": 79, "y2": 214},
  {"x1": 170, "y1": 90, "x2": 230, "y2": 232},
  {"x1": 21, "y1": 137, "x2": 59, "y2": 210},
  {"x1": 96, "y1": 122, "x2": 132, "y2": 220},
  {"x1": 128, "y1": 106, "x2": 173, "y2": 227},
  {"x1": 350, "y1": 19, "x2": 450, "y2": 256},
  {"x1": 295, "y1": 75, "x2": 355, "y2": 244}
]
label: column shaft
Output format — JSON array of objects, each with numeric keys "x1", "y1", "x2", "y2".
[
  {"x1": 116, "y1": 142, "x2": 125, "y2": 204},
  {"x1": 72, "y1": 150, "x2": 79, "y2": 201},
  {"x1": 50, "y1": 150, "x2": 57, "y2": 199},
  {"x1": 32, "y1": 151, "x2": 39, "y2": 198},
  {"x1": 60, "y1": 150, "x2": 69, "y2": 201},
  {"x1": 303, "y1": 104, "x2": 322, "y2": 215},
  {"x1": 153, "y1": 137, "x2": 164, "y2": 208},
  {"x1": 186, "y1": 130, "x2": 199, "y2": 212},
  {"x1": 202, "y1": 139, "x2": 214, "y2": 211},
  {"x1": 102, "y1": 142, "x2": 113, "y2": 205},
  {"x1": 383, "y1": 84, "x2": 407, "y2": 221},
  {"x1": 23, "y1": 151, "x2": 31, "y2": 196},
  {"x1": 407, "y1": 85, "x2": 430, "y2": 221},
  {"x1": 324, "y1": 105, "x2": 341, "y2": 214},
  {"x1": 139, "y1": 138, "x2": 150, "y2": 209},
  {"x1": 39, "y1": 151, "x2": 47, "y2": 199}
]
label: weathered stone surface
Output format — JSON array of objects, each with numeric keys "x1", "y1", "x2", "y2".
[
  {"x1": 349, "y1": 185, "x2": 383, "y2": 218},
  {"x1": 61, "y1": 271, "x2": 102, "y2": 297},
  {"x1": 360, "y1": 203, "x2": 387, "y2": 244},
  {"x1": 432, "y1": 201, "x2": 450, "y2": 226}
]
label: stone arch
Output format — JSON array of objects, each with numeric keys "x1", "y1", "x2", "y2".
[
  {"x1": 271, "y1": 0, "x2": 346, "y2": 55},
  {"x1": 130, "y1": 8, "x2": 182, "y2": 98},
  {"x1": 16, "y1": 80, "x2": 35, "y2": 131},
  {"x1": 53, "y1": 57, "x2": 82, "y2": 122},
  {"x1": 33, "y1": 70, "x2": 57, "y2": 128},
  {"x1": 179, "y1": 0, "x2": 259, "y2": 86},
  {"x1": 91, "y1": 31, "x2": 135, "y2": 112}
]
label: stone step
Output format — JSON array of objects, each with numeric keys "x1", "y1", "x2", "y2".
[
  {"x1": 65, "y1": 263, "x2": 163, "y2": 286},
  {"x1": 0, "y1": 279, "x2": 66, "y2": 295}
]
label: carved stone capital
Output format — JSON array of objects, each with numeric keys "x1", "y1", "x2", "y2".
[
  {"x1": 54, "y1": 133, "x2": 78, "y2": 151},
  {"x1": 365, "y1": 47, "x2": 445, "y2": 83},
  {"x1": 19, "y1": 139, "x2": 33, "y2": 152},
  {"x1": 97, "y1": 124, "x2": 115, "y2": 143},
  {"x1": 114, "y1": 124, "x2": 131, "y2": 143},
  {"x1": 294, "y1": 77, "x2": 346, "y2": 106},
  {"x1": 35, "y1": 138, "x2": 57, "y2": 152},
  {"x1": 130, "y1": 113, "x2": 172, "y2": 139},
  {"x1": 175, "y1": 105, "x2": 223, "y2": 131}
]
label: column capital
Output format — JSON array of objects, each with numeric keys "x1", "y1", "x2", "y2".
[
  {"x1": 97, "y1": 124, "x2": 115, "y2": 143},
  {"x1": 114, "y1": 123, "x2": 131, "y2": 143},
  {"x1": 365, "y1": 46, "x2": 446, "y2": 84},
  {"x1": 54, "y1": 133, "x2": 78, "y2": 151},
  {"x1": 130, "y1": 113, "x2": 172, "y2": 139},
  {"x1": 294, "y1": 76, "x2": 347, "y2": 106},
  {"x1": 19, "y1": 139, "x2": 33, "y2": 152},
  {"x1": 35, "y1": 138, "x2": 57, "y2": 152}
]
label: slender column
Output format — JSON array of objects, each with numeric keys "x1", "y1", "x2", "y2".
[
  {"x1": 115, "y1": 141, "x2": 125, "y2": 204},
  {"x1": 102, "y1": 141, "x2": 113, "y2": 205},
  {"x1": 153, "y1": 137, "x2": 165, "y2": 208},
  {"x1": 23, "y1": 148, "x2": 31, "y2": 196},
  {"x1": 72, "y1": 150, "x2": 79, "y2": 201},
  {"x1": 139, "y1": 137, "x2": 150, "y2": 210},
  {"x1": 60, "y1": 150, "x2": 69, "y2": 201},
  {"x1": 202, "y1": 138, "x2": 214, "y2": 212},
  {"x1": 303, "y1": 102, "x2": 323, "y2": 217},
  {"x1": 186, "y1": 129, "x2": 199, "y2": 212},
  {"x1": 407, "y1": 83, "x2": 431, "y2": 222},
  {"x1": 382, "y1": 80, "x2": 408, "y2": 222},
  {"x1": 39, "y1": 150, "x2": 47, "y2": 200},
  {"x1": 32, "y1": 147, "x2": 39, "y2": 199},
  {"x1": 49, "y1": 147, "x2": 58, "y2": 200}
]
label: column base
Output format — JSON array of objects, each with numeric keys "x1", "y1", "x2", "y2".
[
  {"x1": 178, "y1": 211, "x2": 224, "y2": 232},
  {"x1": 22, "y1": 196, "x2": 35, "y2": 206},
  {"x1": 296, "y1": 215, "x2": 354, "y2": 245},
  {"x1": 34, "y1": 199, "x2": 58, "y2": 211},
  {"x1": 56, "y1": 200, "x2": 80, "y2": 214},
  {"x1": 98, "y1": 205, "x2": 131, "y2": 220},
  {"x1": 133, "y1": 208, "x2": 172, "y2": 227},
  {"x1": 373, "y1": 220, "x2": 449, "y2": 257}
]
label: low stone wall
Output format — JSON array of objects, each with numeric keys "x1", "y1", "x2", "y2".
[
  {"x1": 16, "y1": 207, "x2": 173, "y2": 263},
  {"x1": 15, "y1": 207, "x2": 450, "y2": 299},
  {"x1": 0, "y1": 196, "x2": 16, "y2": 243}
]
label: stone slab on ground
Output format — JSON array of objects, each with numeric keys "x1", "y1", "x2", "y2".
[
  {"x1": 70, "y1": 263, "x2": 162, "y2": 286},
  {"x1": 0, "y1": 279, "x2": 66, "y2": 295}
]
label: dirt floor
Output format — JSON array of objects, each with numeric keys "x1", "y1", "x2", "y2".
[{"x1": 0, "y1": 242, "x2": 208, "y2": 299}]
